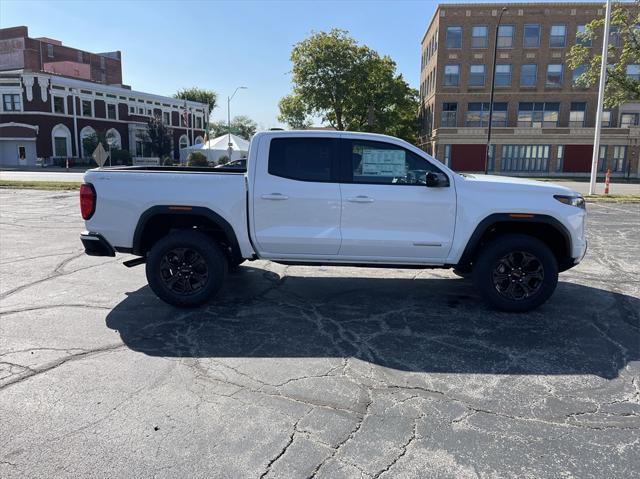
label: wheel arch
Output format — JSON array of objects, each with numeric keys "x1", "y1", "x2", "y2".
[
  {"x1": 457, "y1": 213, "x2": 573, "y2": 272},
  {"x1": 132, "y1": 205, "x2": 242, "y2": 262}
]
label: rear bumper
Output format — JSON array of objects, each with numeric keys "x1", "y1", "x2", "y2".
[{"x1": 80, "y1": 232, "x2": 115, "y2": 257}]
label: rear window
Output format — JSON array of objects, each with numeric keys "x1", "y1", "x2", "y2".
[{"x1": 268, "y1": 138, "x2": 333, "y2": 182}]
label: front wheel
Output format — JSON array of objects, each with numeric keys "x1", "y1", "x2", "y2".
[
  {"x1": 146, "y1": 230, "x2": 227, "y2": 307},
  {"x1": 473, "y1": 234, "x2": 558, "y2": 312}
]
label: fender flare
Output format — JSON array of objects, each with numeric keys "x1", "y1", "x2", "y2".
[
  {"x1": 457, "y1": 213, "x2": 572, "y2": 267},
  {"x1": 132, "y1": 205, "x2": 242, "y2": 261}
]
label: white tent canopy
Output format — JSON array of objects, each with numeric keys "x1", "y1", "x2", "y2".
[{"x1": 180, "y1": 133, "x2": 250, "y2": 164}]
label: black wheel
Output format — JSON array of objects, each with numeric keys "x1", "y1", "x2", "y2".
[
  {"x1": 228, "y1": 257, "x2": 246, "y2": 272},
  {"x1": 146, "y1": 230, "x2": 227, "y2": 307},
  {"x1": 473, "y1": 234, "x2": 558, "y2": 312}
]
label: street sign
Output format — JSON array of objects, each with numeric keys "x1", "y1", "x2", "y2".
[{"x1": 92, "y1": 142, "x2": 109, "y2": 167}]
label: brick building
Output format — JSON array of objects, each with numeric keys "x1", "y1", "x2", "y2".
[
  {"x1": 419, "y1": 3, "x2": 640, "y2": 177},
  {"x1": 0, "y1": 26, "x2": 207, "y2": 166}
]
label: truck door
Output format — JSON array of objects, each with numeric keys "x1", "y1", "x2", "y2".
[
  {"x1": 338, "y1": 138, "x2": 456, "y2": 262},
  {"x1": 252, "y1": 136, "x2": 342, "y2": 257}
]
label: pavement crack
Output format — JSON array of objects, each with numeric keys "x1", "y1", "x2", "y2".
[{"x1": 259, "y1": 418, "x2": 300, "y2": 479}]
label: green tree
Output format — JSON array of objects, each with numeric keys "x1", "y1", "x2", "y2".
[
  {"x1": 144, "y1": 115, "x2": 173, "y2": 158},
  {"x1": 278, "y1": 95, "x2": 311, "y2": 129},
  {"x1": 82, "y1": 130, "x2": 108, "y2": 157},
  {"x1": 209, "y1": 115, "x2": 258, "y2": 140},
  {"x1": 174, "y1": 87, "x2": 218, "y2": 113},
  {"x1": 568, "y1": 1, "x2": 640, "y2": 107},
  {"x1": 187, "y1": 151, "x2": 209, "y2": 167},
  {"x1": 278, "y1": 29, "x2": 419, "y2": 142}
]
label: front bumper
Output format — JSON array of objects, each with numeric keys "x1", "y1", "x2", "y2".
[{"x1": 80, "y1": 232, "x2": 115, "y2": 257}]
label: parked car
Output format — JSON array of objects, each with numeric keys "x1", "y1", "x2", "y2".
[
  {"x1": 79, "y1": 130, "x2": 587, "y2": 312},
  {"x1": 215, "y1": 158, "x2": 246, "y2": 169}
]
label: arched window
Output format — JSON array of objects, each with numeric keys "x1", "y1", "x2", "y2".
[
  {"x1": 79, "y1": 126, "x2": 96, "y2": 157},
  {"x1": 179, "y1": 134, "x2": 189, "y2": 150},
  {"x1": 51, "y1": 123, "x2": 72, "y2": 158},
  {"x1": 194, "y1": 135, "x2": 204, "y2": 145},
  {"x1": 106, "y1": 128, "x2": 122, "y2": 149}
]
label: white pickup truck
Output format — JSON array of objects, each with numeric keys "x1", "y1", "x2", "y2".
[{"x1": 80, "y1": 130, "x2": 587, "y2": 312}]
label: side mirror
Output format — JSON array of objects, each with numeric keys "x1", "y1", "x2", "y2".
[{"x1": 425, "y1": 171, "x2": 448, "y2": 187}]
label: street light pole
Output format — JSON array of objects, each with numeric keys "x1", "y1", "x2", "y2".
[
  {"x1": 227, "y1": 86, "x2": 247, "y2": 162},
  {"x1": 485, "y1": 7, "x2": 507, "y2": 175},
  {"x1": 589, "y1": 0, "x2": 612, "y2": 195}
]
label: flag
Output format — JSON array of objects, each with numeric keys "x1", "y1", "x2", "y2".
[{"x1": 181, "y1": 101, "x2": 189, "y2": 127}]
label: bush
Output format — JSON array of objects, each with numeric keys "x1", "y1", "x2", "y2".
[
  {"x1": 162, "y1": 156, "x2": 174, "y2": 166},
  {"x1": 111, "y1": 149, "x2": 132, "y2": 166},
  {"x1": 187, "y1": 151, "x2": 209, "y2": 167},
  {"x1": 217, "y1": 155, "x2": 230, "y2": 166}
]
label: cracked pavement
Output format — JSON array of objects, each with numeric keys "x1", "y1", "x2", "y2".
[{"x1": 1, "y1": 189, "x2": 639, "y2": 478}]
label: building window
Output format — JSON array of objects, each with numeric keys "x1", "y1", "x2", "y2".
[
  {"x1": 598, "y1": 145, "x2": 608, "y2": 172},
  {"x1": 572, "y1": 64, "x2": 587, "y2": 86},
  {"x1": 81, "y1": 99, "x2": 92, "y2": 117},
  {"x1": 469, "y1": 64, "x2": 486, "y2": 86},
  {"x1": 569, "y1": 102, "x2": 587, "y2": 127},
  {"x1": 520, "y1": 64, "x2": 537, "y2": 87},
  {"x1": 129, "y1": 105, "x2": 135, "y2": 114},
  {"x1": 517, "y1": 102, "x2": 560, "y2": 127},
  {"x1": 612, "y1": 146, "x2": 627, "y2": 172},
  {"x1": 497, "y1": 25, "x2": 514, "y2": 48},
  {"x1": 179, "y1": 135, "x2": 189, "y2": 150},
  {"x1": 556, "y1": 145, "x2": 564, "y2": 172},
  {"x1": 444, "y1": 65, "x2": 460, "y2": 86},
  {"x1": 3, "y1": 93, "x2": 21, "y2": 111},
  {"x1": 100, "y1": 56, "x2": 106, "y2": 69},
  {"x1": 465, "y1": 102, "x2": 508, "y2": 127},
  {"x1": 523, "y1": 24, "x2": 541, "y2": 48},
  {"x1": 163, "y1": 111, "x2": 170, "y2": 124},
  {"x1": 440, "y1": 102, "x2": 457, "y2": 127},
  {"x1": 549, "y1": 24, "x2": 566, "y2": 47},
  {"x1": 445, "y1": 26, "x2": 462, "y2": 48},
  {"x1": 601, "y1": 111, "x2": 612, "y2": 127},
  {"x1": 47, "y1": 44, "x2": 54, "y2": 58},
  {"x1": 471, "y1": 26, "x2": 488, "y2": 48},
  {"x1": 609, "y1": 26, "x2": 621, "y2": 48},
  {"x1": 621, "y1": 113, "x2": 639, "y2": 128},
  {"x1": 576, "y1": 25, "x2": 592, "y2": 47},
  {"x1": 627, "y1": 64, "x2": 640, "y2": 81},
  {"x1": 107, "y1": 103, "x2": 117, "y2": 120},
  {"x1": 138, "y1": 107, "x2": 144, "y2": 115},
  {"x1": 495, "y1": 64, "x2": 512, "y2": 87},
  {"x1": 546, "y1": 64, "x2": 563, "y2": 87},
  {"x1": 196, "y1": 116, "x2": 202, "y2": 129},
  {"x1": 52, "y1": 124, "x2": 71, "y2": 158},
  {"x1": 501, "y1": 145, "x2": 550, "y2": 172},
  {"x1": 443, "y1": 144, "x2": 451, "y2": 167},
  {"x1": 53, "y1": 96, "x2": 65, "y2": 114}
]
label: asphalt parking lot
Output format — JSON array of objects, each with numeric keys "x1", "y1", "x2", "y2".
[{"x1": 1, "y1": 189, "x2": 638, "y2": 478}]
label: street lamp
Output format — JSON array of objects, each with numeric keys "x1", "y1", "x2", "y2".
[
  {"x1": 227, "y1": 86, "x2": 247, "y2": 161},
  {"x1": 484, "y1": 6, "x2": 508, "y2": 175}
]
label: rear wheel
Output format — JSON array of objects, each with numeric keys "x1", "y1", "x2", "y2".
[
  {"x1": 146, "y1": 230, "x2": 227, "y2": 307},
  {"x1": 473, "y1": 234, "x2": 558, "y2": 312}
]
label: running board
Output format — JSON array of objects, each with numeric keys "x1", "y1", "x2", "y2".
[{"x1": 123, "y1": 257, "x2": 146, "y2": 268}]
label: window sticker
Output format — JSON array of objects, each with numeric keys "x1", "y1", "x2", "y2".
[{"x1": 360, "y1": 148, "x2": 406, "y2": 177}]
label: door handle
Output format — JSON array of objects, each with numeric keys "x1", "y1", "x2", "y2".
[
  {"x1": 347, "y1": 196, "x2": 374, "y2": 203},
  {"x1": 261, "y1": 193, "x2": 289, "y2": 200}
]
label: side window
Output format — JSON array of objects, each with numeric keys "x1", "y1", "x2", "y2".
[
  {"x1": 349, "y1": 140, "x2": 440, "y2": 186},
  {"x1": 268, "y1": 138, "x2": 334, "y2": 182}
]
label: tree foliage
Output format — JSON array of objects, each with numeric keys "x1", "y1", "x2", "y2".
[
  {"x1": 209, "y1": 115, "x2": 258, "y2": 139},
  {"x1": 568, "y1": 1, "x2": 640, "y2": 107},
  {"x1": 144, "y1": 115, "x2": 173, "y2": 158},
  {"x1": 278, "y1": 29, "x2": 419, "y2": 143},
  {"x1": 187, "y1": 151, "x2": 209, "y2": 167},
  {"x1": 174, "y1": 87, "x2": 218, "y2": 113}
]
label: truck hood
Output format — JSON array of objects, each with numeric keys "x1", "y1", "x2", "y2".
[{"x1": 458, "y1": 174, "x2": 578, "y2": 196}]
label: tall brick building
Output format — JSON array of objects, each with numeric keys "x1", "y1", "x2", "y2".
[
  {"x1": 0, "y1": 26, "x2": 207, "y2": 166},
  {"x1": 419, "y1": 3, "x2": 639, "y2": 177}
]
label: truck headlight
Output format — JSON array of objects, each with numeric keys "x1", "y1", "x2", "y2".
[{"x1": 554, "y1": 195, "x2": 586, "y2": 209}]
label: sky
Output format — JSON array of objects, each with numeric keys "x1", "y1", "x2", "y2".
[{"x1": 1, "y1": 0, "x2": 580, "y2": 129}]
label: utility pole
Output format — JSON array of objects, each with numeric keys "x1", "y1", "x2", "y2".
[
  {"x1": 485, "y1": 7, "x2": 507, "y2": 175},
  {"x1": 589, "y1": 0, "x2": 612, "y2": 195}
]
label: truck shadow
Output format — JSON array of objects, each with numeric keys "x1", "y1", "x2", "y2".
[{"x1": 106, "y1": 266, "x2": 639, "y2": 379}]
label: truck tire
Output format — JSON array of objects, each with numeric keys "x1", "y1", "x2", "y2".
[
  {"x1": 472, "y1": 234, "x2": 558, "y2": 312},
  {"x1": 146, "y1": 230, "x2": 227, "y2": 308}
]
